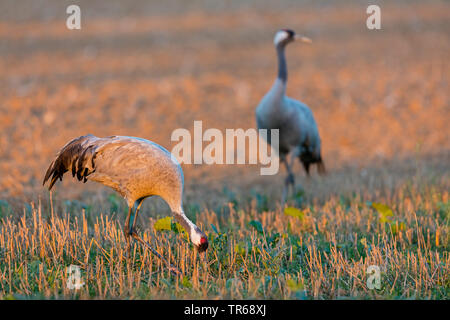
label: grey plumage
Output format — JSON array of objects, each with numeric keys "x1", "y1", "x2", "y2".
[
  {"x1": 43, "y1": 134, "x2": 208, "y2": 273},
  {"x1": 44, "y1": 135, "x2": 183, "y2": 209},
  {"x1": 256, "y1": 29, "x2": 325, "y2": 204}
]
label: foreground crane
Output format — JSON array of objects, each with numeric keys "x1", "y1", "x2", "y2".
[
  {"x1": 256, "y1": 29, "x2": 325, "y2": 205},
  {"x1": 43, "y1": 134, "x2": 208, "y2": 275}
]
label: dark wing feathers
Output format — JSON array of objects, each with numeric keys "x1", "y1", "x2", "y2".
[
  {"x1": 75, "y1": 144, "x2": 95, "y2": 181},
  {"x1": 43, "y1": 134, "x2": 98, "y2": 190}
]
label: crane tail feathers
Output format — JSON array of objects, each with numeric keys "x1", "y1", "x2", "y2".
[
  {"x1": 299, "y1": 152, "x2": 326, "y2": 176},
  {"x1": 43, "y1": 135, "x2": 97, "y2": 190}
]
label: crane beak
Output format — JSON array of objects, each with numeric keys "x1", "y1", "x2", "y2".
[{"x1": 294, "y1": 35, "x2": 312, "y2": 44}]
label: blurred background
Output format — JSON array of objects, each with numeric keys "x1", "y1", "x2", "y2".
[{"x1": 0, "y1": 0, "x2": 448, "y2": 213}]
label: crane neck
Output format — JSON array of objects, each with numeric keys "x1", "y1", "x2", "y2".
[{"x1": 276, "y1": 44, "x2": 288, "y2": 83}]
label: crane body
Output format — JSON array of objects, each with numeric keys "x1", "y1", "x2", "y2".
[{"x1": 43, "y1": 134, "x2": 208, "y2": 274}]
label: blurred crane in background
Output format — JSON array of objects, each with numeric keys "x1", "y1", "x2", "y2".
[{"x1": 256, "y1": 29, "x2": 325, "y2": 206}]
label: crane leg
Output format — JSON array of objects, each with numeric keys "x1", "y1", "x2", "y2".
[
  {"x1": 128, "y1": 199, "x2": 181, "y2": 276},
  {"x1": 129, "y1": 198, "x2": 144, "y2": 234},
  {"x1": 123, "y1": 207, "x2": 133, "y2": 259},
  {"x1": 281, "y1": 157, "x2": 295, "y2": 207}
]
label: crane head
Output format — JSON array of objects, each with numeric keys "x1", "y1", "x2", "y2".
[
  {"x1": 274, "y1": 29, "x2": 312, "y2": 47},
  {"x1": 197, "y1": 235, "x2": 209, "y2": 253}
]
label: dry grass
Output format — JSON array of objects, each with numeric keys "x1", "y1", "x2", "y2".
[{"x1": 0, "y1": 0, "x2": 449, "y2": 199}]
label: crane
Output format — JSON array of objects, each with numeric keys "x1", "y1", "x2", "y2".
[
  {"x1": 256, "y1": 29, "x2": 325, "y2": 205},
  {"x1": 43, "y1": 134, "x2": 208, "y2": 275}
]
